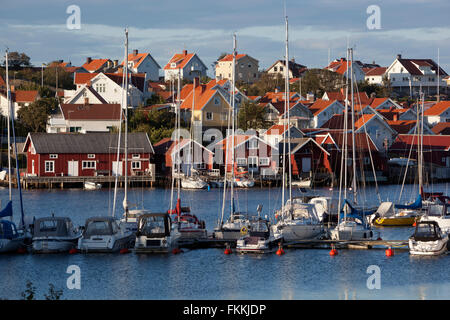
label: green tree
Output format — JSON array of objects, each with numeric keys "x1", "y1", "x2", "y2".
[
  {"x1": 293, "y1": 68, "x2": 344, "y2": 97},
  {"x1": 237, "y1": 100, "x2": 269, "y2": 131},
  {"x1": 3, "y1": 52, "x2": 31, "y2": 68},
  {"x1": 43, "y1": 65, "x2": 75, "y2": 90},
  {"x1": 146, "y1": 93, "x2": 166, "y2": 105},
  {"x1": 17, "y1": 97, "x2": 58, "y2": 133}
]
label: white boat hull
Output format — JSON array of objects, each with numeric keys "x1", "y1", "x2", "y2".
[
  {"x1": 409, "y1": 236, "x2": 449, "y2": 256},
  {"x1": 330, "y1": 221, "x2": 373, "y2": 241},
  {"x1": 84, "y1": 182, "x2": 102, "y2": 190},
  {"x1": 272, "y1": 223, "x2": 323, "y2": 242},
  {"x1": 0, "y1": 237, "x2": 25, "y2": 253},
  {"x1": 181, "y1": 178, "x2": 208, "y2": 189},
  {"x1": 134, "y1": 235, "x2": 178, "y2": 253},
  {"x1": 78, "y1": 234, "x2": 135, "y2": 253}
]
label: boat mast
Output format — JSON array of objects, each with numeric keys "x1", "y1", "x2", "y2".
[
  {"x1": 177, "y1": 70, "x2": 182, "y2": 200},
  {"x1": 5, "y1": 50, "x2": 12, "y2": 203},
  {"x1": 418, "y1": 90, "x2": 424, "y2": 196},
  {"x1": 123, "y1": 28, "x2": 129, "y2": 219},
  {"x1": 230, "y1": 33, "x2": 236, "y2": 218},
  {"x1": 350, "y1": 48, "x2": 357, "y2": 204},
  {"x1": 285, "y1": 14, "x2": 293, "y2": 208}
]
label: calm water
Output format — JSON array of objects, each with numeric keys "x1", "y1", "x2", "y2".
[{"x1": 0, "y1": 183, "x2": 449, "y2": 300}]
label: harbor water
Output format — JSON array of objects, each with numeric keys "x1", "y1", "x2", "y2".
[{"x1": 0, "y1": 183, "x2": 449, "y2": 300}]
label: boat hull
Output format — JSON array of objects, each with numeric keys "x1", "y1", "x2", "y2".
[
  {"x1": 78, "y1": 234, "x2": 135, "y2": 253},
  {"x1": 373, "y1": 216, "x2": 417, "y2": 227},
  {"x1": 213, "y1": 229, "x2": 245, "y2": 241},
  {"x1": 32, "y1": 237, "x2": 79, "y2": 253},
  {"x1": 409, "y1": 236, "x2": 449, "y2": 256},
  {"x1": 134, "y1": 236, "x2": 176, "y2": 253},
  {"x1": 330, "y1": 222, "x2": 373, "y2": 241},
  {"x1": 273, "y1": 224, "x2": 323, "y2": 242},
  {"x1": 0, "y1": 237, "x2": 25, "y2": 253}
]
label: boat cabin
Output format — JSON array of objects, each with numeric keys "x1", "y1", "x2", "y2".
[
  {"x1": 413, "y1": 221, "x2": 444, "y2": 242},
  {"x1": 136, "y1": 213, "x2": 171, "y2": 238},
  {"x1": 83, "y1": 217, "x2": 120, "y2": 237},
  {"x1": 32, "y1": 217, "x2": 75, "y2": 238}
]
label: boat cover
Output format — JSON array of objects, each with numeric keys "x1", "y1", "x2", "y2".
[
  {"x1": 33, "y1": 217, "x2": 72, "y2": 237},
  {"x1": 376, "y1": 202, "x2": 395, "y2": 217},
  {"x1": 0, "y1": 220, "x2": 18, "y2": 239},
  {"x1": 0, "y1": 201, "x2": 12, "y2": 218},
  {"x1": 339, "y1": 199, "x2": 375, "y2": 222},
  {"x1": 395, "y1": 194, "x2": 422, "y2": 209}
]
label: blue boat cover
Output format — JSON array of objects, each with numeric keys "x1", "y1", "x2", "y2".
[
  {"x1": 339, "y1": 199, "x2": 375, "y2": 223},
  {"x1": 0, "y1": 220, "x2": 18, "y2": 239},
  {"x1": 0, "y1": 201, "x2": 12, "y2": 218},
  {"x1": 395, "y1": 194, "x2": 422, "y2": 209}
]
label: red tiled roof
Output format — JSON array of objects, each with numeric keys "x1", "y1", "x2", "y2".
[
  {"x1": 180, "y1": 83, "x2": 217, "y2": 111},
  {"x1": 82, "y1": 59, "x2": 110, "y2": 72},
  {"x1": 386, "y1": 120, "x2": 417, "y2": 134},
  {"x1": 354, "y1": 114, "x2": 375, "y2": 130},
  {"x1": 432, "y1": 122, "x2": 450, "y2": 135},
  {"x1": 259, "y1": 91, "x2": 298, "y2": 103},
  {"x1": 308, "y1": 99, "x2": 337, "y2": 116},
  {"x1": 324, "y1": 91, "x2": 370, "y2": 104},
  {"x1": 163, "y1": 52, "x2": 195, "y2": 70},
  {"x1": 13, "y1": 90, "x2": 39, "y2": 102},
  {"x1": 423, "y1": 101, "x2": 450, "y2": 116},
  {"x1": 321, "y1": 130, "x2": 378, "y2": 151},
  {"x1": 264, "y1": 124, "x2": 291, "y2": 135},
  {"x1": 364, "y1": 67, "x2": 387, "y2": 76},
  {"x1": 396, "y1": 59, "x2": 448, "y2": 76},
  {"x1": 218, "y1": 54, "x2": 247, "y2": 62},
  {"x1": 74, "y1": 73, "x2": 97, "y2": 85},
  {"x1": 60, "y1": 103, "x2": 122, "y2": 121},
  {"x1": 391, "y1": 134, "x2": 450, "y2": 151}
]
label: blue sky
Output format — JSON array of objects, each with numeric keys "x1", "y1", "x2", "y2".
[{"x1": 1, "y1": 0, "x2": 449, "y2": 77}]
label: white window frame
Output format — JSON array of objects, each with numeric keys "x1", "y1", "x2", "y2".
[
  {"x1": 206, "y1": 112, "x2": 213, "y2": 120},
  {"x1": 87, "y1": 154, "x2": 95, "y2": 159},
  {"x1": 45, "y1": 161, "x2": 55, "y2": 173},
  {"x1": 131, "y1": 161, "x2": 141, "y2": 170},
  {"x1": 236, "y1": 158, "x2": 247, "y2": 165},
  {"x1": 49, "y1": 154, "x2": 58, "y2": 159},
  {"x1": 259, "y1": 157, "x2": 270, "y2": 166},
  {"x1": 248, "y1": 139, "x2": 259, "y2": 149},
  {"x1": 82, "y1": 161, "x2": 96, "y2": 170},
  {"x1": 248, "y1": 156, "x2": 258, "y2": 168},
  {"x1": 132, "y1": 154, "x2": 140, "y2": 159}
]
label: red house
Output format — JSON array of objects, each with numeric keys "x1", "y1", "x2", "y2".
[{"x1": 23, "y1": 132, "x2": 154, "y2": 177}]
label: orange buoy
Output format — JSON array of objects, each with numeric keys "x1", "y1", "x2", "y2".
[
  {"x1": 329, "y1": 248, "x2": 338, "y2": 256},
  {"x1": 172, "y1": 248, "x2": 182, "y2": 254},
  {"x1": 119, "y1": 248, "x2": 130, "y2": 254},
  {"x1": 412, "y1": 222, "x2": 416, "y2": 227},
  {"x1": 69, "y1": 248, "x2": 78, "y2": 254},
  {"x1": 385, "y1": 247, "x2": 394, "y2": 257},
  {"x1": 224, "y1": 248, "x2": 232, "y2": 255},
  {"x1": 276, "y1": 248, "x2": 285, "y2": 256}
]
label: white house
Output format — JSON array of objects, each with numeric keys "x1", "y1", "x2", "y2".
[
  {"x1": 385, "y1": 54, "x2": 448, "y2": 96},
  {"x1": 325, "y1": 58, "x2": 366, "y2": 82},
  {"x1": 47, "y1": 103, "x2": 122, "y2": 133},
  {"x1": 164, "y1": 50, "x2": 208, "y2": 82},
  {"x1": 266, "y1": 59, "x2": 307, "y2": 79},
  {"x1": 63, "y1": 84, "x2": 108, "y2": 104},
  {"x1": 423, "y1": 101, "x2": 450, "y2": 126},
  {"x1": 0, "y1": 89, "x2": 40, "y2": 118},
  {"x1": 364, "y1": 67, "x2": 387, "y2": 85},
  {"x1": 122, "y1": 49, "x2": 161, "y2": 82},
  {"x1": 262, "y1": 124, "x2": 305, "y2": 147},
  {"x1": 308, "y1": 99, "x2": 344, "y2": 128}
]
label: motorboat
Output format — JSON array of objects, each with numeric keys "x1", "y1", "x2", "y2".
[
  {"x1": 134, "y1": 213, "x2": 180, "y2": 253},
  {"x1": 181, "y1": 176, "x2": 208, "y2": 189},
  {"x1": 330, "y1": 200, "x2": 374, "y2": 241},
  {"x1": 214, "y1": 212, "x2": 261, "y2": 241},
  {"x1": 420, "y1": 203, "x2": 450, "y2": 234},
  {"x1": 84, "y1": 181, "x2": 102, "y2": 190},
  {"x1": 271, "y1": 200, "x2": 324, "y2": 242},
  {"x1": 170, "y1": 201, "x2": 207, "y2": 242},
  {"x1": 233, "y1": 176, "x2": 255, "y2": 188},
  {"x1": 120, "y1": 209, "x2": 150, "y2": 233},
  {"x1": 409, "y1": 220, "x2": 449, "y2": 256},
  {"x1": 236, "y1": 218, "x2": 283, "y2": 254},
  {"x1": 78, "y1": 216, "x2": 135, "y2": 253},
  {"x1": 371, "y1": 200, "x2": 419, "y2": 227},
  {"x1": 32, "y1": 216, "x2": 81, "y2": 253},
  {"x1": 0, "y1": 219, "x2": 27, "y2": 253}
]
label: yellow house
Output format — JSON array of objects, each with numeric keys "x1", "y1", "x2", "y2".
[
  {"x1": 180, "y1": 79, "x2": 233, "y2": 130},
  {"x1": 215, "y1": 53, "x2": 259, "y2": 84}
]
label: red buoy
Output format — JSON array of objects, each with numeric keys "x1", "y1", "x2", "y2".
[
  {"x1": 17, "y1": 247, "x2": 27, "y2": 254},
  {"x1": 172, "y1": 248, "x2": 182, "y2": 254},
  {"x1": 385, "y1": 247, "x2": 394, "y2": 257},
  {"x1": 69, "y1": 248, "x2": 78, "y2": 254},
  {"x1": 119, "y1": 248, "x2": 130, "y2": 254},
  {"x1": 377, "y1": 237, "x2": 382, "y2": 241},
  {"x1": 412, "y1": 222, "x2": 417, "y2": 227},
  {"x1": 224, "y1": 248, "x2": 232, "y2": 255},
  {"x1": 329, "y1": 248, "x2": 338, "y2": 256}
]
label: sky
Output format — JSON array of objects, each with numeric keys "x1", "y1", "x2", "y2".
[{"x1": 0, "y1": 0, "x2": 449, "y2": 77}]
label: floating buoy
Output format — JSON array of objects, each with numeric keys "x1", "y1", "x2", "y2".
[
  {"x1": 377, "y1": 237, "x2": 382, "y2": 241},
  {"x1": 276, "y1": 248, "x2": 285, "y2": 256},
  {"x1": 69, "y1": 248, "x2": 78, "y2": 254},
  {"x1": 119, "y1": 248, "x2": 130, "y2": 254},
  {"x1": 172, "y1": 248, "x2": 182, "y2": 255},
  {"x1": 412, "y1": 222, "x2": 416, "y2": 227},
  {"x1": 224, "y1": 248, "x2": 232, "y2": 255},
  {"x1": 17, "y1": 247, "x2": 27, "y2": 254},
  {"x1": 329, "y1": 248, "x2": 338, "y2": 256},
  {"x1": 385, "y1": 247, "x2": 394, "y2": 257}
]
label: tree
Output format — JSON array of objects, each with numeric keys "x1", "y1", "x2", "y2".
[
  {"x1": 237, "y1": 100, "x2": 270, "y2": 131},
  {"x1": 17, "y1": 98, "x2": 58, "y2": 133},
  {"x1": 293, "y1": 69, "x2": 344, "y2": 97},
  {"x1": 3, "y1": 52, "x2": 31, "y2": 68},
  {"x1": 146, "y1": 93, "x2": 166, "y2": 105},
  {"x1": 43, "y1": 64, "x2": 75, "y2": 90}
]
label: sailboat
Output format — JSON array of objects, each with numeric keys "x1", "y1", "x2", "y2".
[
  {"x1": 213, "y1": 34, "x2": 264, "y2": 242},
  {"x1": 77, "y1": 29, "x2": 135, "y2": 253},
  {"x1": 269, "y1": 14, "x2": 324, "y2": 243},
  {"x1": 0, "y1": 49, "x2": 28, "y2": 253},
  {"x1": 330, "y1": 47, "x2": 374, "y2": 241},
  {"x1": 180, "y1": 76, "x2": 208, "y2": 189},
  {"x1": 167, "y1": 71, "x2": 207, "y2": 243}
]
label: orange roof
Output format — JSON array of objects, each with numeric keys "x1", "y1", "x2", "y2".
[
  {"x1": 0, "y1": 75, "x2": 5, "y2": 87},
  {"x1": 163, "y1": 52, "x2": 195, "y2": 70},
  {"x1": 308, "y1": 99, "x2": 337, "y2": 116},
  {"x1": 364, "y1": 67, "x2": 387, "y2": 76},
  {"x1": 370, "y1": 98, "x2": 389, "y2": 109},
  {"x1": 218, "y1": 54, "x2": 247, "y2": 62},
  {"x1": 74, "y1": 72, "x2": 97, "y2": 85},
  {"x1": 325, "y1": 91, "x2": 370, "y2": 104},
  {"x1": 180, "y1": 83, "x2": 218, "y2": 111},
  {"x1": 424, "y1": 101, "x2": 450, "y2": 116},
  {"x1": 82, "y1": 59, "x2": 110, "y2": 72},
  {"x1": 122, "y1": 52, "x2": 153, "y2": 69},
  {"x1": 432, "y1": 122, "x2": 450, "y2": 135},
  {"x1": 13, "y1": 90, "x2": 39, "y2": 102},
  {"x1": 386, "y1": 120, "x2": 417, "y2": 134},
  {"x1": 354, "y1": 114, "x2": 375, "y2": 130},
  {"x1": 260, "y1": 91, "x2": 298, "y2": 103},
  {"x1": 264, "y1": 124, "x2": 291, "y2": 135}
]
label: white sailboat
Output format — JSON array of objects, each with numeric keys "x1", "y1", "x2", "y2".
[
  {"x1": 330, "y1": 47, "x2": 374, "y2": 241},
  {"x1": 270, "y1": 14, "x2": 323, "y2": 242},
  {"x1": 78, "y1": 29, "x2": 135, "y2": 252},
  {"x1": 213, "y1": 34, "x2": 263, "y2": 241},
  {"x1": 0, "y1": 49, "x2": 28, "y2": 253}
]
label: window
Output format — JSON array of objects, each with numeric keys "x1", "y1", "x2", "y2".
[
  {"x1": 236, "y1": 158, "x2": 247, "y2": 165},
  {"x1": 95, "y1": 83, "x2": 106, "y2": 93},
  {"x1": 248, "y1": 156, "x2": 258, "y2": 168},
  {"x1": 259, "y1": 158, "x2": 270, "y2": 166},
  {"x1": 214, "y1": 98, "x2": 220, "y2": 105},
  {"x1": 69, "y1": 127, "x2": 82, "y2": 133},
  {"x1": 280, "y1": 67, "x2": 284, "y2": 72},
  {"x1": 206, "y1": 112, "x2": 213, "y2": 120},
  {"x1": 82, "y1": 161, "x2": 96, "y2": 169},
  {"x1": 132, "y1": 154, "x2": 140, "y2": 159},
  {"x1": 45, "y1": 161, "x2": 54, "y2": 173},
  {"x1": 248, "y1": 64, "x2": 252, "y2": 68},
  {"x1": 274, "y1": 67, "x2": 278, "y2": 72},
  {"x1": 131, "y1": 161, "x2": 141, "y2": 170},
  {"x1": 248, "y1": 139, "x2": 258, "y2": 149},
  {"x1": 87, "y1": 154, "x2": 95, "y2": 159},
  {"x1": 49, "y1": 154, "x2": 58, "y2": 159}
]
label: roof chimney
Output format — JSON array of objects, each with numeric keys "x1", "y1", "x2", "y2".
[
  {"x1": 397, "y1": 54, "x2": 402, "y2": 60},
  {"x1": 86, "y1": 57, "x2": 92, "y2": 64},
  {"x1": 133, "y1": 49, "x2": 138, "y2": 56},
  {"x1": 84, "y1": 97, "x2": 89, "y2": 105},
  {"x1": 10, "y1": 85, "x2": 15, "y2": 92},
  {"x1": 183, "y1": 50, "x2": 188, "y2": 56}
]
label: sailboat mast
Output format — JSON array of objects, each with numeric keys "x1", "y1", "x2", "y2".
[
  {"x1": 177, "y1": 71, "x2": 182, "y2": 199},
  {"x1": 285, "y1": 14, "x2": 292, "y2": 204},
  {"x1": 123, "y1": 28, "x2": 129, "y2": 217},
  {"x1": 5, "y1": 50, "x2": 12, "y2": 203},
  {"x1": 230, "y1": 33, "x2": 236, "y2": 216},
  {"x1": 418, "y1": 91, "x2": 424, "y2": 196},
  {"x1": 350, "y1": 48, "x2": 357, "y2": 204}
]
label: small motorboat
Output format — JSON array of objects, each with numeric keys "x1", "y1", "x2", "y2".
[
  {"x1": 78, "y1": 216, "x2": 135, "y2": 253},
  {"x1": 409, "y1": 220, "x2": 449, "y2": 256},
  {"x1": 134, "y1": 213, "x2": 180, "y2": 253},
  {"x1": 120, "y1": 209, "x2": 150, "y2": 233},
  {"x1": 181, "y1": 176, "x2": 208, "y2": 189},
  {"x1": 236, "y1": 218, "x2": 283, "y2": 254},
  {"x1": 32, "y1": 216, "x2": 81, "y2": 253},
  {"x1": 170, "y1": 203, "x2": 207, "y2": 242},
  {"x1": 84, "y1": 181, "x2": 102, "y2": 190},
  {"x1": 233, "y1": 176, "x2": 255, "y2": 188},
  {"x1": 421, "y1": 203, "x2": 450, "y2": 234}
]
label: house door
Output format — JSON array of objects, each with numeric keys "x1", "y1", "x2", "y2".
[
  {"x1": 32, "y1": 160, "x2": 35, "y2": 175},
  {"x1": 302, "y1": 157, "x2": 311, "y2": 173},
  {"x1": 112, "y1": 161, "x2": 123, "y2": 176},
  {"x1": 68, "y1": 161, "x2": 79, "y2": 176}
]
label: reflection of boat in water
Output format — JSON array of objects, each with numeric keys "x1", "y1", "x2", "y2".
[
  {"x1": 84, "y1": 181, "x2": 102, "y2": 190},
  {"x1": 32, "y1": 216, "x2": 81, "y2": 253},
  {"x1": 134, "y1": 213, "x2": 180, "y2": 253},
  {"x1": 291, "y1": 178, "x2": 311, "y2": 188},
  {"x1": 409, "y1": 220, "x2": 449, "y2": 256},
  {"x1": 236, "y1": 218, "x2": 283, "y2": 254}
]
